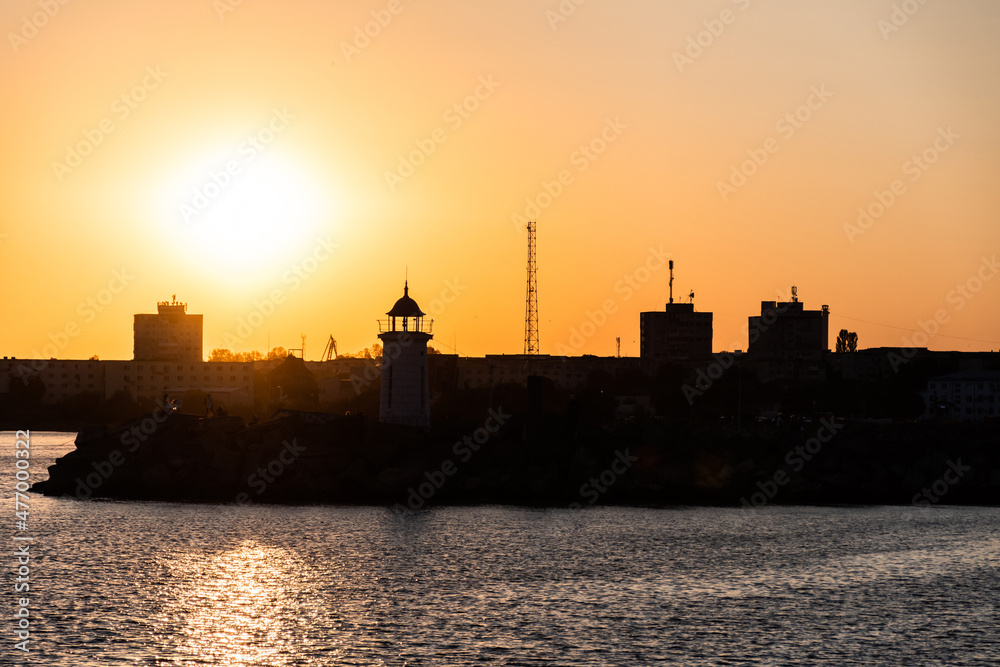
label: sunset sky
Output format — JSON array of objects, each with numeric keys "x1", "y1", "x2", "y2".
[{"x1": 2, "y1": 0, "x2": 998, "y2": 361}]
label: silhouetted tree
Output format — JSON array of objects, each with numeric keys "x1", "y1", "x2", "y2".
[
  {"x1": 208, "y1": 348, "x2": 236, "y2": 361},
  {"x1": 340, "y1": 344, "x2": 382, "y2": 359},
  {"x1": 835, "y1": 329, "x2": 858, "y2": 353},
  {"x1": 208, "y1": 349, "x2": 267, "y2": 362}
]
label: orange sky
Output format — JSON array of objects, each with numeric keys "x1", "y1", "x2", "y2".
[{"x1": 2, "y1": 0, "x2": 998, "y2": 361}]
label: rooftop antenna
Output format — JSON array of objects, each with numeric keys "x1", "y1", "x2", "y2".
[
  {"x1": 688, "y1": 290, "x2": 695, "y2": 304},
  {"x1": 668, "y1": 260, "x2": 674, "y2": 304},
  {"x1": 791, "y1": 286, "x2": 798, "y2": 303}
]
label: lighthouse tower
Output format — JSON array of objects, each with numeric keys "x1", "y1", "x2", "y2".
[{"x1": 377, "y1": 281, "x2": 433, "y2": 428}]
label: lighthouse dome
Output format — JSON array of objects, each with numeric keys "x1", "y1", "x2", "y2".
[{"x1": 387, "y1": 282, "x2": 425, "y2": 317}]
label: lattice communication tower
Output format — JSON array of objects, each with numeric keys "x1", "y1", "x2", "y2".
[{"x1": 523, "y1": 220, "x2": 539, "y2": 354}]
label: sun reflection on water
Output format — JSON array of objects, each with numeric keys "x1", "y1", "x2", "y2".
[{"x1": 157, "y1": 540, "x2": 316, "y2": 666}]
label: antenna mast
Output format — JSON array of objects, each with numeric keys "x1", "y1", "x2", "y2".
[
  {"x1": 524, "y1": 220, "x2": 539, "y2": 354},
  {"x1": 668, "y1": 260, "x2": 674, "y2": 304}
]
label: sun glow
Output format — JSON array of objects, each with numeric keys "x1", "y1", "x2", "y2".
[{"x1": 158, "y1": 151, "x2": 334, "y2": 281}]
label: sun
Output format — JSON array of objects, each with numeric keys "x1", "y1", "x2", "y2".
[{"x1": 159, "y1": 150, "x2": 333, "y2": 281}]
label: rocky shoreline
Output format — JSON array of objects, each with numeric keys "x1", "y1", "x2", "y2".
[{"x1": 32, "y1": 409, "x2": 1000, "y2": 507}]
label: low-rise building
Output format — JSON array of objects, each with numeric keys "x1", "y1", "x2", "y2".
[
  {"x1": 0, "y1": 357, "x2": 254, "y2": 413},
  {"x1": 456, "y1": 354, "x2": 646, "y2": 390},
  {"x1": 0, "y1": 358, "x2": 105, "y2": 403},
  {"x1": 104, "y1": 360, "x2": 253, "y2": 412},
  {"x1": 922, "y1": 370, "x2": 1000, "y2": 422}
]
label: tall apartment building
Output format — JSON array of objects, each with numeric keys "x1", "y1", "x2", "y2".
[
  {"x1": 639, "y1": 261, "x2": 713, "y2": 367},
  {"x1": 134, "y1": 296, "x2": 203, "y2": 362},
  {"x1": 640, "y1": 303, "x2": 713, "y2": 366},
  {"x1": 747, "y1": 291, "x2": 829, "y2": 382}
]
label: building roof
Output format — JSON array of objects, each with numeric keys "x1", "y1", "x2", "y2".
[
  {"x1": 930, "y1": 370, "x2": 1000, "y2": 382},
  {"x1": 387, "y1": 282, "x2": 425, "y2": 317}
]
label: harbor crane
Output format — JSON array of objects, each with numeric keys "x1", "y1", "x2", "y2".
[{"x1": 321, "y1": 335, "x2": 338, "y2": 361}]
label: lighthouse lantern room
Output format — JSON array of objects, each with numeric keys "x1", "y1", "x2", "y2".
[{"x1": 377, "y1": 281, "x2": 433, "y2": 429}]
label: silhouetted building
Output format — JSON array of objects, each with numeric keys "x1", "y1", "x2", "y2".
[
  {"x1": 831, "y1": 348, "x2": 999, "y2": 382},
  {"x1": 832, "y1": 347, "x2": 929, "y2": 382},
  {"x1": 104, "y1": 360, "x2": 253, "y2": 413},
  {"x1": 0, "y1": 358, "x2": 105, "y2": 403},
  {"x1": 747, "y1": 294, "x2": 829, "y2": 382},
  {"x1": 0, "y1": 357, "x2": 253, "y2": 413},
  {"x1": 640, "y1": 303, "x2": 713, "y2": 366},
  {"x1": 134, "y1": 296, "x2": 203, "y2": 362},
  {"x1": 377, "y1": 282, "x2": 432, "y2": 428},
  {"x1": 922, "y1": 370, "x2": 1000, "y2": 422},
  {"x1": 0, "y1": 296, "x2": 252, "y2": 413},
  {"x1": 456, "y1": 354, "x2": 645, "y2": 389}
]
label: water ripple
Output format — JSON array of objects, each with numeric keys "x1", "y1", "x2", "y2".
[{"x1": 5, "y1": 433, "x2": 1000, "y2": 666}]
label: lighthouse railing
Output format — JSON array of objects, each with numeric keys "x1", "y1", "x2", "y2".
[{"x1": 377, "y1": 318, "x2": 433, "y2": 334}]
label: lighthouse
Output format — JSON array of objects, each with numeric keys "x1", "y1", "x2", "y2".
[{"x1": 377, "y1": 281, "x2": 433, "y2": 428}]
